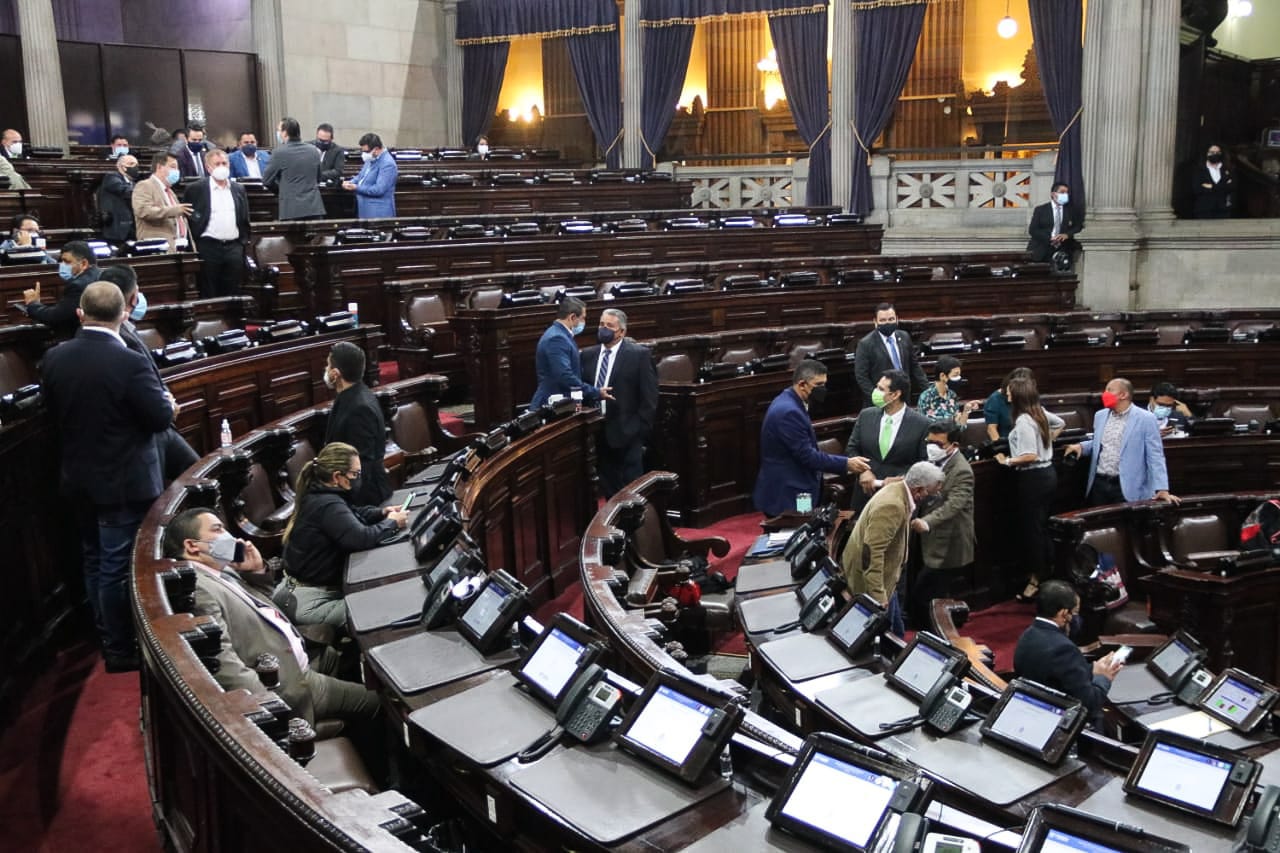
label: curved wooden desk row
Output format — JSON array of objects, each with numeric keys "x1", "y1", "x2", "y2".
[{"x1": 2, "y1": 252, "x2": 204, "y2": 318}]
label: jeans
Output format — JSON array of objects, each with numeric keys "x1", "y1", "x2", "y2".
[{"x1": 78, "y1": 499, "x2": 151, "y2": 659}]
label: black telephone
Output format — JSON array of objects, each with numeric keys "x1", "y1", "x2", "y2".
[
  {"x1": 799, "y1": 585, "x2": 842, "y2": 632},
  {"x1": 1177, "y1": 666, "x2": 1214, "y2": 705},
  {"x1": 1248, "y1": 785, "x2": 1280, "y2": 852},
  {"x1": 920, "y1": 673, "x2": 972, "y2": 734},
  {"x1": 892, "y1": 813, "x2": 928, "y2": 853},
  {"x1": 556, "y1": 664, "x2": 623, "y2": 744},
  {"x1": 419, "y1": 546, "x2": 483, "y2": 630}
]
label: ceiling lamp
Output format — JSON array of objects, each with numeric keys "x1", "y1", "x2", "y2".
[{"x1": 997, "y1": 0, "x2": 1018, "y2": 39}]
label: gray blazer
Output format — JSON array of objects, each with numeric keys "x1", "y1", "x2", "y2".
[{"x1": 261, "y1": 140, "x2": 326, "y2": 220}]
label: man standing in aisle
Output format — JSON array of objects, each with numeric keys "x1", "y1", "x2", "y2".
[
  {"x1": 529, "y1": 296, "x2": 609, "y2": 410},
  {"x1": 853, "y1": 303, "x2": 930, "y2": 405},
  {"x1": 342, "y1": 133, "x2": 397, "y2": 219},
  {"x1": 580, "y1": 308, "x2": 658, "y2": 497},
  {"x1": 133, "y1": 152, "x2": 191, "y2": 251},
  {"x1": 1064, "y1": 378, "x2": 1180, "y2": 507},
  {"x1": 262, "y1": 117, "x2": 327, "y2": 221},
  {"x1": 183, "y1": 148, "x2": 250, "y2": 297}
]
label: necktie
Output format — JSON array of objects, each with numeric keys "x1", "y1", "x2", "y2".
[
  {"x1": 879, "y1": 412, "x2": 893, "y2": 458},
  {"x1": 596, "y1": 347, "x2": 612, "y2": 388},
  {"x1": 887, "y1": 334, "x2": 902, "y2": 371},
  {"x1": 1052, "y1": 205, "x2": 1062, "y2": 238},
  {"x1": 164, "y1": 184, "x2": 187, "y2": 238}
]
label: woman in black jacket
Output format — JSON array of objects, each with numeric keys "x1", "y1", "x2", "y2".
[{"x1": 273, "y1": 442, "x2": 407, "y2": 627}]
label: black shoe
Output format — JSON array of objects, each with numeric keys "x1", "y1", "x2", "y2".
[{"x1": 104, "y1": 653, "x2": 140, "y2": 673}]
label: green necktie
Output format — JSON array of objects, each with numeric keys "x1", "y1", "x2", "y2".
[{"x1": 879, "y1": 412, "x2": 893, "y2": 458}]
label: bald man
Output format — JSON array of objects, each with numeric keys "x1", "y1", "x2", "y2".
[
  {"x1": 98, "y1": 153, "x2": 139, "y2": 242},
  {"x1": 0, "y1": 128, "x2": 29, "y2": 190}
]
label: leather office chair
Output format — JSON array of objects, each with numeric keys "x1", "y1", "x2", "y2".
[
  {"x1": 655, "y1": 353, "x2": 694, "y2": 383},
  {"x1": 1079, "y1": 527, "x2": 1157, "y2": 635}
]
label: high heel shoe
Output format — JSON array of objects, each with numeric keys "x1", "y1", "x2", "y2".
[{"x1": 1015, "y1": 579, "x2": 1040, "y2": 603}]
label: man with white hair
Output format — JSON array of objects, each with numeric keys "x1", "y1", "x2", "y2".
[{"x1": 840, "y1": 460, "x2": 945, "y2": 635}]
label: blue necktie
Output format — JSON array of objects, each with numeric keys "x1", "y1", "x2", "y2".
[
  {"x1": 596, "y1": 347, "x2": 612, "y2": 388},
  {"x1": 887, "y1": 335, "x2": 902, "y2": 371}
]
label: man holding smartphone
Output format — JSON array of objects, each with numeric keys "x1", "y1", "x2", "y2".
[{"x1": 322, "y1": 341, "x2": 392, "y2": 505}]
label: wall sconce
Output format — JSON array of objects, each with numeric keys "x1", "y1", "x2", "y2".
[
  {"x1": 756, "y1": 50, "x2": 785, "y2": 109},
  {"x1": 756, "y1": 50, "x2": 779, "y2": 75},
  {"x1": 997, "y1": 0, "x2": 1018, "y2": 38},
  {"x1": 1228, "y1": 0, "x2": 1253, "y2": 17}
]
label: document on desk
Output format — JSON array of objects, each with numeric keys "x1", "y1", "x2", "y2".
[
  {"x1": 747, "y1": 531, "x2": 795, "y2": 558},
  {"x1": 1146, "y1": 709, "x2": 1231, "y2": 739}
]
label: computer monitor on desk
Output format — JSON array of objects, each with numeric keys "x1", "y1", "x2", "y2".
[
  {"x1": 1018, "y1": 803, "x2": 1190, "y2": 853},
  {"x1": 1123, "y1": 729, "x2": 1260, "y2": 827},
  {"x1": 885, "y1": 631, "x2": 970, "y2": 702}
]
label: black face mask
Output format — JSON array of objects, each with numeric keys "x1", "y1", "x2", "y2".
[
  {"x1": 808, "y1": 384, "x2": 829, "y2": 407},
  {"x1": 1207, "y1": 153, "x2": 1223, "y2": 165},
  {"x1": 126, "y1": 167, "x2": 142, "y2": 181},
  {"x1": 315, "y1": 140, "x2": 331, "y2": 151},
  {"x1": 597, "y1": 326, "x2": 616, "y2": 346},
  {"x1": 878, "y1": 322, "x2": 898, "y2": 337},
  {"x1": 946, "y1": 376, "x2": 968, "y2": 392}
]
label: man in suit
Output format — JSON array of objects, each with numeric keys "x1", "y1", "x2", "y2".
[
  {"x1": 183, "y1": 148, "x2": 250, "y2": 297},
  {"x1": 1026, "y1": 182, "x2": 1083, "y2": 265},
  {"x1": 18, "y1": 239, "x2": 100, "y2": 336},
  {"x1": 754, "y1": 361, "x2": 861, "y2": 518},
  {"x1": 162, "y1": 508, "x2": 379, "y2": 724},
  {"x1": 174, "y1": 121, "x2": 213, "y2": 179},
  {"x1": 323, "y1": 341, "x2": 392, "y2": 506},
  {"x1": 909, "y1": 420, "x2": 975, "y2": 627},
  {"x1": 1192, "y1": 143, "x2": 1233, "y2": 219},
  {"x1": 1013, "y1": 580, "x2": 1123, "y2": 720},
  {"x1": 228, "y1": 130, "x2": 270, "y2": 179},
  {"x1": 853, "y1": 303, "x2": 930, "y2": 405},
  {"x1": 97, "y1": 153, "x2": 138, "y2": 242},
  {"x1": 1065, "y1": 377, "x2": 1180, "y2": 507},
  {"x1": 1, "y1": 213, "x2": 54, "y2": 262},
  {"x1": 107, "y1": 134, "x2": 130, "y2": 160},
  {"x1": 580, "y1": 308, "x2": 659, "y2": 497},
  {"x1": 841, "y1": 461, "x2": 944, "y2": 636},
  {"x1": 132, "y1": 152, "x2": 192, "y2": 251},
  {"x1": 314, "y1": 122, "x2": 346, "y2": 186},
  {"x1": 342, "y1": 132, "x2": 397, "y2": 219},
  {"x1": 0, "y1": 128, "x2": 29, "y2": 189},
  {"x1": 845, "y1": 369, "x2": 930, "y2": 510},
  {"x1": 41, "y1": 281, "x2": 175, "y2": 671},
  {"x1": 262, "y1": 116, "x2": 326, "y2": 221},
  {"x1": 97, "y1": 264, "x2": 199, "y2": 481},
  {"x1": 529, "y1": 296, "x2": 608, "y2": 409}
]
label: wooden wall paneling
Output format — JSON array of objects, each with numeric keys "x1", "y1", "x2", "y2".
[
  {"x1": 703, "y1": 17, "x2": 768, "y2": 163},
  {"x1": 890, "y1": 0, "x2": 965, "y2": 153}
]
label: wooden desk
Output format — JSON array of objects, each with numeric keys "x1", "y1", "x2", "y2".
[{"x1": 2, "y1": 253, "x2": 203, "y2": 320}]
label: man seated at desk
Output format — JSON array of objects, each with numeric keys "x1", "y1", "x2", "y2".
[
  {"x1": 163, "y1": 507, "x2": 380, "y2": 726},
  {"x1": 18, "y1": 239, "x2": 101, "y2": 336},
  {"x1": 1013, "y1": 580, "x2": 1123, "y2": 721}
]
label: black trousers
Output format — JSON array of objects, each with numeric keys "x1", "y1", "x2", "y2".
[
  {"x1": 1014, "y1": 465, "x2": 1057, "y2": 584},
  {"x1": 1088, "y1": 473, "x2": 1125, "y2": 507},
  {"x1": 597, "y1": 437, "x2": 645, "y2": 498},
  {"x1": 197, "y1": 236, "x2": 245, "y2": 298}
]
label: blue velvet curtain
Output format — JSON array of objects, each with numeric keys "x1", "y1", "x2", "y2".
[
  {"x1": 640, "y1": 24, "x2": 695, "y2": 169},
  {"x1": 642, "y1": 0, "x2": 824, "y2": 19},
  {"x1": 768, "y1": 11, "x2": 830, "y2": 206},
  {"x1": 462, "y1": 42, "x2": 510, "y2": 148},
  {"x1": 457, "y1": 0, "x2": 618, "y2": 42},
  {"x1": 849, "y1": 2, "x2": 927, "y2": 217},
  {"x1": 1029, "y1": 0, "x2": 1084, "y2": 213},
  {"x1": 567, "y1": 31, "x2": 624, "y2": 168}
]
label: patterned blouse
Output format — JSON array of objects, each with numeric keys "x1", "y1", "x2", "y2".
[{"x1": 918, "y1": 384, "x2": 959, "y2": 421}]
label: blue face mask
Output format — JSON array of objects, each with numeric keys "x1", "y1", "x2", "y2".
[
  {"x1": 597, "y1": 326, "x2": 616, "y2": 346},
  {"x1": 241, "y1": 144, "x2": 257, "y2": 157},
  {"x1": 165, "y1": 170, "x2": 180, "y2": 186},
  {"x1": 1153, "y1": 404, "x2": 1172, "y2": 420},
  {"x1": 1055, "y1": 192, "x2": 1069, "y2": 205},
  {"x1": 113, "y1": 145, "x2": 129, "y2": 157},
  {"x1": 571, "y1": 321, "x2": 586, "y2": 336},
  {"x1": 130, "y1": 291, "x2": 148, "y2": 322},
  {"x1": 58, "y1": 262, "x2": 75, "y2": 281}
]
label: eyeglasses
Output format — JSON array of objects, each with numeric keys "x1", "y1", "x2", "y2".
[{"x1": 343, "y1": 470, "x2": 361, "y2": 479}]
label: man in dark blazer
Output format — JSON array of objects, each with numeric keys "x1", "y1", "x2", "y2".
[
  {"x1": 909, "y1": 420, "x2": 975, "y2": 627},
  {"x1": 97, "y1": 154, "x2": 138, "y2": 242},
  {"x1": 174, "y1": 122, "x2": 213, "y2": 179},
  {"x1": 1013, "y1": 580, "x2": 1123, "y2": 720},
  {"x1": 262, "y1": 116, "x2": 327, "y2": 220},
  {"x1": 853, "y1": 303, "x2": 930, "y2": 405},
  {"x1": 18, "y1": 240, "x2": 100, "y2": 337},
  {"x1": 323, "y1": 341, "x2": 392, "y2": 506},
  {"x1": 754, "y1": 361, "x2": 859, "y2": 518},
  {"x1": 41, "y1": 281, "x2": 175, "y2": 671},
  {"x1": 580, "y1": 308, "x2": 659, "y2": 497},
  {"x1": 182, "y1": 148, "x2": 251, "y2": 297},
  {"x1": 845, "y1": 369, "x2": 929, "y2": 510},
  {"x1": 314, "y1": 122, "x2": 347, "y2": 186},
  {"x1": 1026, "y1": 182, "x2": 1083, "y2": 264},
  {"x1": 1192, "y1": 143, "x2": 1233, "y2": 219}
]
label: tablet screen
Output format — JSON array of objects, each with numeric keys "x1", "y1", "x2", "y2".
[
  {"x1": 1149, "y1": 639, "x2": 1194, "y2": 680},
  {"x1": 989, "y1": 690, "x2": 1064, "y2": 752},
  {"x1": 798, "y1": 566, "x2": 829, "y2": 603},
  {"x1": 893, "y1": 642, "x2": 951, "y2": 699},
  {"x1": 624, "y1": 684, "x2": 714, "y2": 766},
  {"x1": 1039, "y1": 829, "x2": 1125, "y2": 853},
  {"x1": 1201, "y1": 675, "x2": 1262, "y2": 726},
  {"x1": 1134, "y1": 741, "x2": 1230, "y2": 812},
  {"x1": 830, "y1": 600, "x2": 874, "y2": 648},
  {"x1": 519, "y1": 627, "x2": 584, "y2": 703},
  {"x1": 460, "y1": 581, "x2": 508, "y2": 637},
  {"x1": 778, "y1": 752, "x2": 897, "y2": 849}
]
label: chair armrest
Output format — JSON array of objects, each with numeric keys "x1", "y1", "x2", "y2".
[{"x1": 680, "y1": 534, "x2": 730, "y2": 559}]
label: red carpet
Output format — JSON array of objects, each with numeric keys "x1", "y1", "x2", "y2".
[{"x1": 958, "y1": 598, "x2": 1038, "y2": 673}]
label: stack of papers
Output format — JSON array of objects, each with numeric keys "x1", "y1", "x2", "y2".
[{"x1": 746, "y1": 530, "x2": 795, "y2": 558}]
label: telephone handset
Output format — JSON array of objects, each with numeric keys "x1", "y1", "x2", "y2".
[
  {"x1": 1176, "y1": 666, "x2": 1214, "y2": 705},
  {"x1": 556, "y1": 664, "x2": 622, "y2": 744},
  {"x1": 798, "y1": 587, "x2": 841, "y2": 632},
  {"x1": 1247, "y1": 785, "x2": 1280, "y2": 852},
  {"x1": 920, "y1": 673, "x2": 972, "y2": 735}
]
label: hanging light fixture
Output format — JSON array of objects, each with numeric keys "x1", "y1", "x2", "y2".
[{"x1": 997, "y1": 0, "x2": 1018, "y2": 39}]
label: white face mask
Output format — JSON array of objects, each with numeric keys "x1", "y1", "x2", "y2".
[
  {"x1": 203, "y1": 531, "x2": 240, "y2": 564},
  {"x1": 926, "y1": 444, "x2": 948, "y2": 464},
  {"x1": 361, "y1": 150, "x2": 373, "y2": 163},
  {"x1": 477, "y1": 143, "x2": 489, "y2": 156},
  {"x1": 6, "y1": 142, "x2": 22, "y2": 157},
  {"x1": 323, "y1": 367, "x2": 336, "y2": 389},
  {"x1": 1055, "y1": 192, "x2": 1069, "y2": 205},
  {"x1": 211, "y1": 165, "x2": 230, "y2": 182}
]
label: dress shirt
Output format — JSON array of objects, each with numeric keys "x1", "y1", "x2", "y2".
[
  {"x1": 203, "y1": 178, "x2": 240, "y2": 240},
  {"x1": 1096, "y1": 406, "x2": 1130, "y2": 476},
  {"x1": 156, "y1": 176, "x2": 187, "y2": 239},
  {"x1": 80, "y1": 325, "x2": 125, "y2": 346},
  {"x1": 1207, "y1": 163, "x2": 1222, "y2": 183},
  {"x1": 879, "y1": 407, "x2": 906, "y2": 454},
  {"x1": 243, "y1": 155, "x2": 262, "y2": 179},
  {"x1": 1051, "y1": 203, "x2": 1062, "y2": 238},
  {"x1": 595, "y1": 341, "x2": 619, "y2": 414}
]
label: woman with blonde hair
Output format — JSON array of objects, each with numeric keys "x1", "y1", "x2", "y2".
[
  {"x1": 996, "y1": 377, "x2": 1064, "y2": 602},
  {"x1": 273, "y1": 442, "x2": 407, "y2": 627}
]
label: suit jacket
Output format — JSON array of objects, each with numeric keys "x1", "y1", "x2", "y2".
[
  {"x1": 24, "y1": 267, "x2": 98, "y2": 336},
  {"x1": 324, "y1": 382, "x2": 392, "y2": 506},
  {"x1": 846, "y1": 405, "x2": 930, "y2": 480},
  {"x1": 918, "y1": 451, "x2": 975, "y2": 569},
  {"x1": 97, "y1": 172, "x2": 136, "y2": 241},
  {"x1": 1079, "y1": 406, "x2": 1169, "y2": 502},
  {"x1": 1013, "y1": 619, "x2": 1111, "y2": 717},
  {"x1": 318, "y1": 142, "x2": 347, "y2": 184},
  {"x1": 193, "y1": 566, "x2": 317, "y2": 724},
  {"x1": 175, "y1": 142, "x2": 213, "y2": 178},
  {"x1": 1026, "y1": 201, "x2": 1083, "y2": 261},
  {"x1": 853, "y1": 328, "x2": 930, "y2": 404},
  {"x1": 580, "y1": 338, "x2": 658, "y2": 450},
  {"x1": 0, "y1": 154, "x2": 29, "y2": 190},
  {"x1": 182, "y1": 177, "x2": 251, "y2": 242},
  {"x1": 132, "y1": 174, "x2": 188, "y2": 250},
  {"x1": 753, "y1": 387, "x2": 848, "y2": 517},
  {"x1": 40, "y1": 328, "x2": 172, "y2": 504},
  {"x1": 1192, "y1": 164, "x2": 1233, "y2": 218},
  {"x1": 529, "y1": 322, "x2": 599, "y2": 408},
  {"x1": 352, "y1": 150, "x2": 398, "y2": 219},
  {"x1": 261, "y1": 141, "x2": 327, "y2": 220},
  {"x1": 840, "y1": 480, "x2": 911, "y2": 605},
  {"x1": 228, "y1": 148, "x2": 271, "y2": 179}
]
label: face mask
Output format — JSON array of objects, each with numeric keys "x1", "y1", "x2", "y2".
[
  {"x1": 1101, "y1": 391, "x2": 1119, "y2": 409},
  {"x1": 1066, "y1": 614, "x2": 1083, "y2": 639},
  {"x1": 946, "y1": 376, "x2": 967, "y2": 392},
  {"x1": 322, "y1": 367, "x2": 336, "y2": 390},
  {"x1": 1153, "y1": 404, "x2": 1172, "y2": 420},
  {"x1": 477, "y1": 144, "x2": 489, "y2": 156},
  {"x1": 188, "y1": 141, "x2": 204, "y2": 154},
  {"x1": 315, "y1": 139, "x2": 331, "y2": 151},
  {"x1": 1055, "y1": 193, "x2": 1069, "y2": 205},
  {"x1": 571, "y1": 321, "x2": 586, "y2": 336},
  {"x1": 166, "y1": 170, "x2": 180, "y2": 186},
  {"x1": 808, "y1": 384, "x2": 828, "y2": 407},
  {"x1": 927, "y1": 444, "x2": 948, "y2": 463},
  {"x1": 204, "y1": 531, "x2": 240, "y2": 564},
  {"x1": 597, "y1": 326, "x2": 616, "y2": 346},
  {"x1": 211, "y1": 165, "x2": 230, "y2": 182},
  {"x1": 241, "y1": 144, "x2": 256, "y2": 157},
  {"x1": 871, "y1": 388, "x2": 888, "y2": 408},
  {"x1": 1207, "y1": 153, "x2": 1223, "y2": 164},
  {"x1": 58, "y1": 262, "x2": 75, "y2": 281},
  {"x1": 361, "y1": 151, "x2": 373, "y2": 162},
  {"x1": 113, "y1": 145, "x2": 129, "y2": 157},
  {"x1": 877, "y1": 322, "x2": 898, "y2": 337},
  {"x1": 126, "y1": 167, "x2": 141, "y2": 180},
  {"x1": 6, "y1": 142, "x2": 22, "y2": 157},
  {"x1": 129, "y1": 291, "x2": 148, "y2": 322}
]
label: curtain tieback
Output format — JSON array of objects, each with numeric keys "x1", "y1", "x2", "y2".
[
  {"x1": 851, "y1": 121, "x2": 873, "y2": 164},
  {"x1": 604, "y1": 128, "x2": 624, "y2": 156},
  {"x1": 808, "y1": 122, "x2": 832, "y2": 151},
  {"x1": 1058, "y1": 106, "x2": 1083, "y2": 142}
]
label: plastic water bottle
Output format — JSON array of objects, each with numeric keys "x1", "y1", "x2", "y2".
[
  {"x1": 347, "y1": 302, "x2": 359, "y2": 325},
  {"x1": 719, "y1": 744, "x2": 733, "y2": 781},
  {"x1": 795, "y1": 491, "x2": 812, "y2": 514},
  {"x1": 220, "y1": 418, "x2": 232, "y2": 448}
]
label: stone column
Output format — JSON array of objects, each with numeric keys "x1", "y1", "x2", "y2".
[
  {"x1": 443, "y1": 0, "x2": 463, "y2": 146},
  {"x1": 830, "y1": 0, "x2": 854, "y2": 212},
  {"x1": 622, "y1": 0, "x2": 642, "y2": 168},
  {"x1": 251, "y1": 0, "x2": 286, "y2": 134},
  {"x1": 15, "y1": 0, "x2": 68, "y2": 150},
  {"x1": 1135, "y1": 0, "x2": 1180, "y2": 221}
]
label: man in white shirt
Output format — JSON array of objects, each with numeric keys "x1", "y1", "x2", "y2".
[
  {"x1": 182, "y1": 149, "x2": 250, "y2": 297},
  {"x1": 228, "y1": 131, "x2": 270, "y2": 179},
  {"x1": 579, "y1": 308, "x2": 658, "y2": 496}
]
